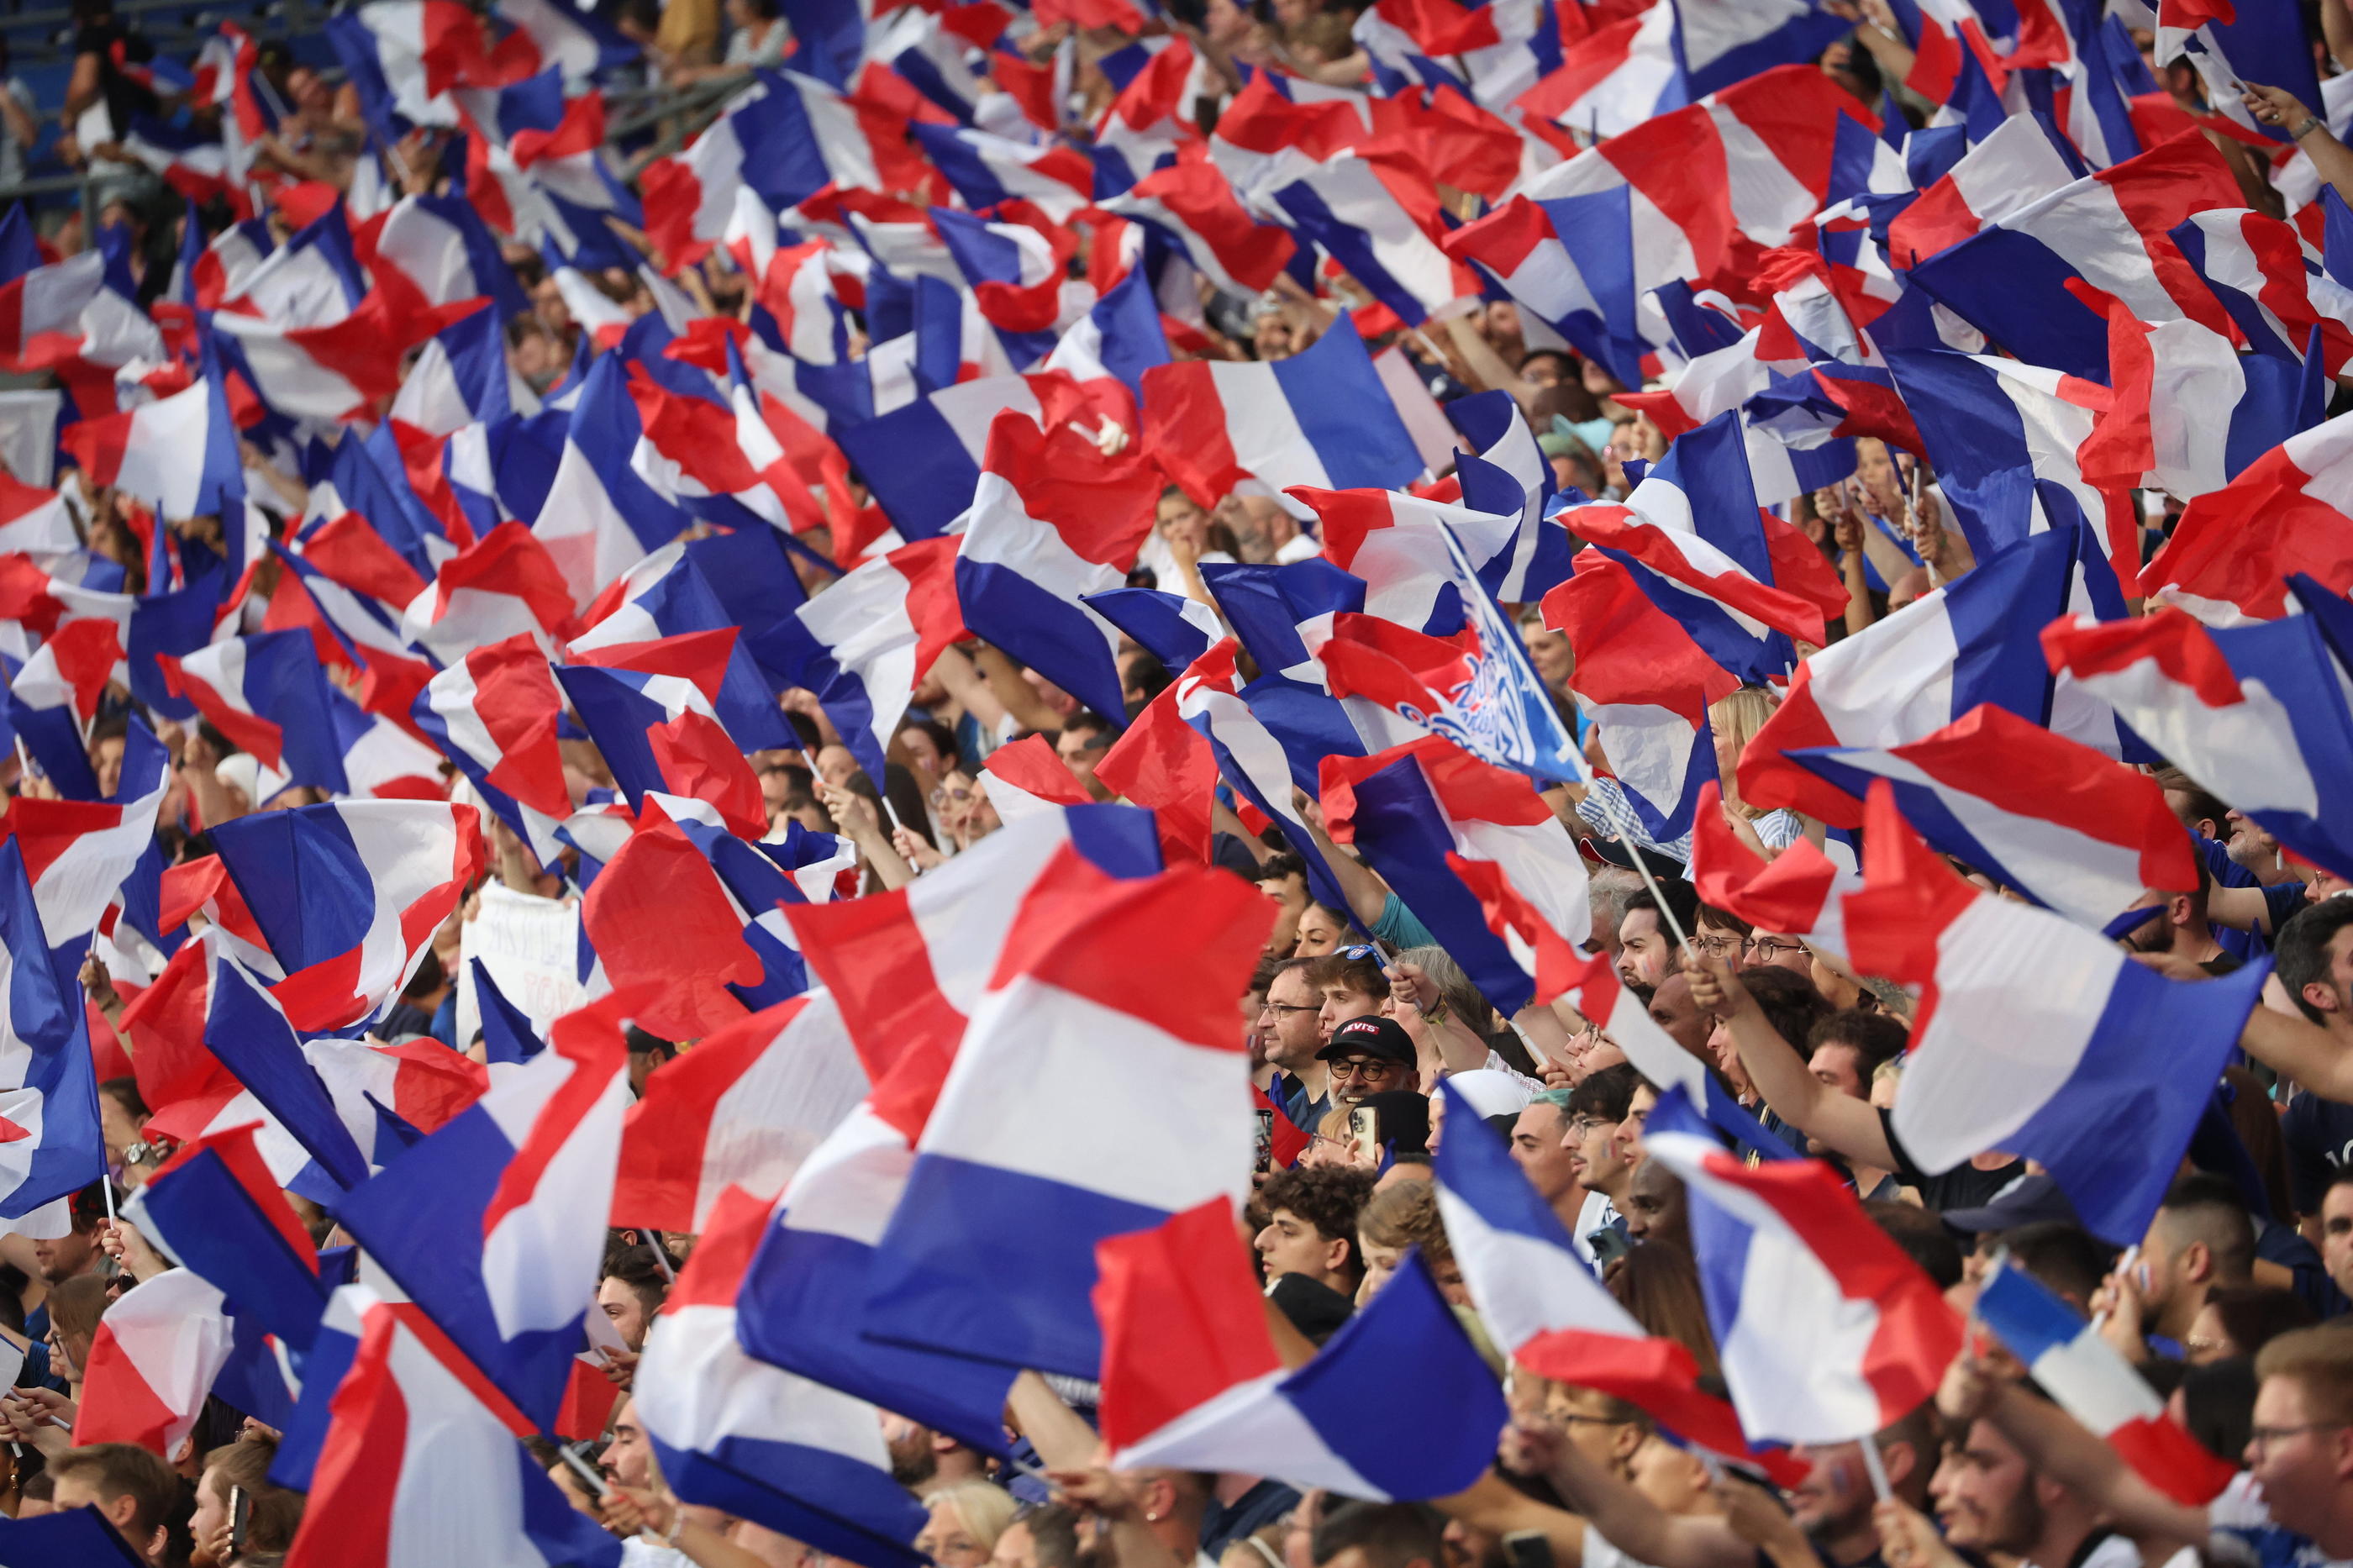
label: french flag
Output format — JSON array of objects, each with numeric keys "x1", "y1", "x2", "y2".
[
  {"x1": 125, "y1": 1123, "x2": 333, "y2": 1353},
  {"x1": 1098, "y1": 1197, "x2": 1508, "y2": 1499},
  {"x1": 1319, "y1": 734, "x2": 1591, "y2": 1015},
  {"x1": 955, "y1": 410, "x2": 1159, "y2": 725},
  {"x1": 5, "y1": 716, "x2": 171, "y2": 950},
  {"x1": 2043, "y1": 605, "x2": 2353, "y2": 881},
  {"x1": 859, "y1": 855, "x2": 1266, "y2": 1379},
  {"x1": 611, "y1": 993, "x2": 868, "y2": 1235},
  {"x1": 1433, "y1": 1079, "x2": 1799, "y2": 1476},
  {"x1": 568, "y1": 621, "x2": 792, "y2": 761},
  {"x1": 554, "y1": 663, "x2": 764, "y2": 835},
  {"x1": 1267, "y1": 150, "x2": 1478, "y2": 327},
  {"x1": 2170, "y1": 207, "x2": 2353, "y2": 376},
  {"x1": 636, "y1": 1185, "x2": 928, "y2": 1565},
  {"x1": 1669, "y1": 0, "x2": 1852, "y2": 99},
  {"x1": 1687, "y1": 781, "x2": 1858, "y2": 961},
  {"x1": 1739, "y1": 527, "x2": 2087, "y2": 826},
  {"x1": 412, "y1": 633, "x2": 572, "y2": 865},
  {"x1": 979, "y1": 734, "x2": 1092, "y2": 826},
  {"x1": 640, "y1": 69, "x2": 883, "y2": 269},
  {"x1": 1845, "y1": 781, "x2": 2272, "y2": 1244},
  {"x1": 1901, "y1": 131, "x2": 2244, "y2": 381},
  {"x1": 57, "y1": 371, "x2": 242, "y2": 525},
  {"x1": 913, "y1": 124, "x2": 1093, "y2": 222},
  {"x1": 1974, "y1": 1259, "x2": 2237, "y2": 1505},
  {"x1": 1517, "y1": 0, "x2": 1677, "y2": 139},
  {"x1": 2142, "y1": 413, "x2": 2353, "y2": 624},
  {"x1": 374, "y1": 195, "x2": 534, "y2": 324},
  {"x1": 529, "y1": 353, "x2": 692, "y2": 613},
  {"x1": 206, "y1": 799, "x2": 482, "y2": 1032},
  {"x1": 573, "y1": 540, "x2": 799, "y2": 742},
  {"x1": 1443, "y1": 391, "x2": 1577, "y2": 603},
  {"x1": 1787, "y1": 702, "x2": 2198, "y2": 929},
  {"x1": 1553, "y1": 410, "x2": 1830, "y2": 683},
  {"x1": 742, "y1": 808, "x2": 1164, "y2": 1450},
  {"x1": 334, "y1": 992, "x2": 637, "y2": 1428},
  {"x1": 1142, "y1": 318, "x2": 1426, "y2": 510},
  {"x1": 1879, "y1": 346, "x2": 2135, "y2": 586},
  {"x1": 1641, "y1": 1086, "x2": 1963, "y2": 1444},
  {"x1": 784, "y1": 537, "x2": 960, "y2": 786},
  {"x1": 2082, "y1": 307, "x2": 2319, "y2": 509},
  {"x1": 160, "y1": 630, "x2": 351, "y2": 797},
  {"x1": 387, "y1": 296, "x2": 535, "y2": 438},
  {"x1": 403, "y1": 520, "x2": 579, "y2": 660},
  {"x1": 280, "y1": 1294, "x2": 627, "y2": 1568},
  {"x1": 831, "y1": 374, "x2": 1049, "y2": 541},
  {"x1": 8, "y1": 617, "x2": 123, "y2": 799},
  {"x1": 1542, "y1": 552, "x2": 1736, "y2": 845},
  {"x1": 1303, "y1": 481, "x2": 1566, "y2": 634},
  {"x1": 71, "y1": 1267, "x2": 237, "y2": 1455},
  {"x1": 0, "y1": 839, "x2": 106, "y2": 1221}
]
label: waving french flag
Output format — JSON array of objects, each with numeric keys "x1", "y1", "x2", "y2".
[
  {"x1": 1142, "y1": 319, "x2": 1427, "y2": 511},
  {"x1": 859, "y1": 853, "x2": 1266, "y2": 1379},
  {"x1": 1099, "y1": 1197, "x2": 1508, "y2": 1500},
  {"x1": 206, "y1": 800, "x2": 482, "y2": 1032},
  {"x1": 280, "y1": 1293, "x2": 624, "y2": 1568},
  {"x1": 637, "y1": 1186, "x2": 927, "y2": 1566},
  {"x1": 1787, "y1": 703, "x2": 2198, "y2": 929},
  {"x1": 611, "y1": 993, "x2": 866, "y2": 1234},
  {"x1": 782, "y1": 537, "x2": 959, "y2": 786},
  {"x1": 57, "y1": 371, "x2": 242, "y2": 525},
  {"x1": 1434, "y1": 1078, "x2": 1799, "y2": 1476},
  {"x1": 71, "y1": 1268, "x2": 236, "y2": 1455},
  {"x1": 1555, "y1": 411, "x2": 1829, "y2": 683},
  {"x1": 1902, "y1": 131, "x2": 2242, "y2": 381},
  {"x1": 832, "y1": 374, "x2": 1053, "y2": 540},
  {"x1": 2142, "y1": 413, "x2": 2353, "y2": 624},
  {"x1": 124, "y1": 1123, "x2": 332, "y2": 1354},
  {"x1": 2169, "y1": 208, "x2": 2353, "y2": 376},
  {"x1": 955, "y1": 411, "x2": 1160, "y2": 725},
  {"x1": 402, "y1": 520, "x2": 580, "y2": 661},
  {"x1": 2043, "y1": 606, "x2": 2353, "y2": 881},
  {"x1": 1319, "y1": 735, "x2": 1590, "y2": 1014},
  {"x1": 1642, "y1": 1086, "x2": 1962, "y2": 1443},
  {"x1": 413, "y1": 633, "x2": 572, "y2": 865},
  {"x1": 161, "y1": 631, "x2": 350, "y2": 797},
  {"x1": 1543, "y1": 552, "x2": 1736, "y2": 845},
  {"x1": 640, "y1": 69, "x2": 883, "y2": 270},
  {"x1": 1845, "y1": 782, "x2": 2272, "y2": 1245},
  {"x1": 555, "y1": 663, "x2": 763, "y2": 834},
  {"x1": 1974, "y1": 1260, "x2": 2237, "y2": 1505},
  {"x1": 1739, "y1": 527, "x2": 2085, "y2": 825},
  {"x1": 1266, "y1": 150, "x2": 1478, "y2": 327},
  {"x1": 529, "y1": 352, "x2": 692, "y2": 613},
  {"x1": 740, "y1": 808, "x2": 1163, "y2": 1450},
  {"x1": 335, "y1": 993, "x2": 636, "y2": 1428},
  {"x1": 0, "y1": 838, "x2": 104, "y2": 1221}
]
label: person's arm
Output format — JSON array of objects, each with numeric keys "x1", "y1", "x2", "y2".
[
  {"x1": 2205, "y1": 882, "x2": 2282, "y2": 934},
  {"x1": 817, "y1": 781, "x2": 914, "y2": 892},
  {"x1": 602, "y1": 1486, "x2": 776, "y2": 1568},
  {"x1": 1440, "y1": 313, "x2": 1541, "y2": 415},
  {"x1": 1293, "y1": 790, "x2": 1391, "y2": 930},
  {"x1": 2240, "y1": 1002, "x2": 2353, "y2": 1103},
  {"x1": 63, "y1": 49, "x2": 103, "y2": 117},
  {"x1": 2247, "y1": 83, "x2": 2353, "y2": 210},
  {"x1": 1519, "y1": 1419, "x2": 1755, "y2": 1568},
  {"x1": 1826, "y1": 0, "x2": 1915, "y2": 84},
  {"x1": 1513, "y1": 1003, "x2": 1573, "y2": 1075},
  {"x1": 927, "y1": 647, "x2": 1010, "y2": 735},
  {"x1": 0, "y1": 84, "x2": 38, "y2": 154},
  {"x1": 1686, "y1": 955, "x2": 1898, "y2": 1170},
  {"x1": 1006, "y1": 1370, "x2": 1101, "y2": 1469},
  {"x1": 2325, "y1": 0, "x2": 2353, "y2": 71},
  {"x1": 1213, "y1": 798, "x2": 1273, "y2": 866},
  {"x1": 1050, "y1": 1468, "x2": 1187, "y2": 1568},
  {"x1": 1388, "y1": 960, "x2": 1491, "y2": 1078},
  {"x1": 971, "y1": 644, "x2": 1074, "y2": 733}
]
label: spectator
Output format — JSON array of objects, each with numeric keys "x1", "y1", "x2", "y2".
[
  {"x1": 1355, "y1": 1178, "x2": 1463, "y2": 1304},
  {"x1": 918, "y1": 1481, "x2": 1020, "y2": 1568},
  {"x1": 1509, "y1": 1088, "x2": 1585, "y2": 1229},
  {"x1": 46, "y1": 1442, "x2": 179, "y2": 1564},
  {"x1": 1255, "y1": 1165, "x2": 1377, "y2": 1298}
]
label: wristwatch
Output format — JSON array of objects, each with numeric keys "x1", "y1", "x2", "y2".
[{"x1": 2294, "y1": 114, "x2": 2324, "y2": 140}]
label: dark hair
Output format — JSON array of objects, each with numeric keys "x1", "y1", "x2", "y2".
[
  {"x1": 97, "y1": 1076, "x2": 149, "y2": 1123},
  {"x1": 1258, "y1": 1166, "x2": 1377, "y2": 1252},
  {"x1": 1023, "y1": 1502, "x2": 1083, "y2": 1568},
  {"x1": 599, "y1": 1231, "x2": 677, "y2": 1317},
  {"x1": 1621, "y1": 882, "x2": 1698, "y2": 952},
  {"x1": 1865, "y1": 1199, "x2": 1965, "y2": 1290},
  {"x1": 622, "y1": 1025, "x2": 676, "y2": 1061},
  {"x1": 2153, "y1": 767, "x2": 2231, "y2": 839},
  {"x1": 401, "y1": 946, "x2": 445, "y2": 1001},
  {"x1": 2177, "y1": 1356, "x2": 2258, "y2": 1463},
  {"x1": 2160, "y1": 1171, "x2": 2256, "y2": 1281},
  {"x1": 1567, "y1": 1061, "x2": 1640, "y2": 1123},
  {"x1": 2277, "y1": 901, "x2": 2353, "y2": 1023},
  {"x1": 2201, "y1": 1284, "x2": 2317, "y2": 1359},
  {"x1": 50, "y1": 1444, "x2": 179, "y2": 1547},
  {"x1": 1694, "y1": 902, "x2": 1752, "y2": 940},
  {"x1": 1607, "y1": 1239, "x2": 1719, "y2": 1378},
  {"x1": 1253, "y1": 852, "x2": 1307, "y2": 887},
  {"x1": 1994, "y1": 1221, "x2": 2114, "y2": 1309},
  {"x1": 1313, "y1": 1502, "x2": 1446, "y2": 1568},
  {"x1": 1805, "y1": 1008, "x2": 1908, "y2": 1075},
  {"x1": 1741, "y1": 966, "x2": 1834, "y2": 1059}
]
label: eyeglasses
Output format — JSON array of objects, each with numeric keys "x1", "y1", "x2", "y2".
[
  {"x1": 1745, "y1": 938, "x2": 1805, "y2": 958},
  {"x1": 1693, "y1": 935, "x2": 1744, "y2": 958},
  {"x1": 2248, "y1": 1423, "x2": 2350, "y2": 1453},
  {"x1": 929, "y1": 786, "x2": 976, "y2": 807},
  {"x1": 1261, "y1": 1002, "x2": 1318, "y2": 1017},
  {"x1": 1567, "y1": 1116, "x2": 1612, "y2": 1136},
  {"x1": 1328, "y1": 1058, "x2": 1404, "y2": 1082}
]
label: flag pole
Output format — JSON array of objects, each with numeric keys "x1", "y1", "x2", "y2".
[{"x1": 1858, "y1": 1433, "x2": 1893, "y2": 1502}]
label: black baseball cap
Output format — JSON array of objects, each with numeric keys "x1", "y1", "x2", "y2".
[{"x1": 1315, "y1": 1015, "x2": 1417, "y2": 1066}]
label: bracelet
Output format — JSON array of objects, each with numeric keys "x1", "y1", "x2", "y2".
[{"x1": 2295, "y1": 115, "x2": 2324, "y2": 140}]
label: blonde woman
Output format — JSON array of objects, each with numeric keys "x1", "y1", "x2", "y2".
[
  {"x1": 917, "y1": 1481, "x2": 1021, "y2": 1568},
  {"x1": 1708, "y1": 686, "x2": 1814, "y2": 854}
]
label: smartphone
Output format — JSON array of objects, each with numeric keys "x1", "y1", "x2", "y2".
[
  {"x1": 1587, "y1": 1226, "x2": 1632, "y2": 1268},
  {"x1": 1349, "y1": 1105, "x2": 1381, "y2": 1165},
  {"x1": 229, "y1": 1485, "x2": 250, "y2": 1554},
  {"x1": 1504, "y1": 1530, "x2": 1556, "y2": 1568},
  {"x1": 1253, "y1": 1108, "x2": 1274, "y2": 1169}
]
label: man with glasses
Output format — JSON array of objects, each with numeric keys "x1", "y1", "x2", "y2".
[
  {"x1": 1743, "y1": 931, "x2": 1813, "y2": 976},
  {"x1": 1316, "y1": 1017, "x2": 1419, "y2": 1109},
  {"x1": 1261, "y1": 958, "x2": 1334, "y2": 1128},
  {"x1": 1564, "y1": 1065, "x2": 1638, "y2": 1269}
]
